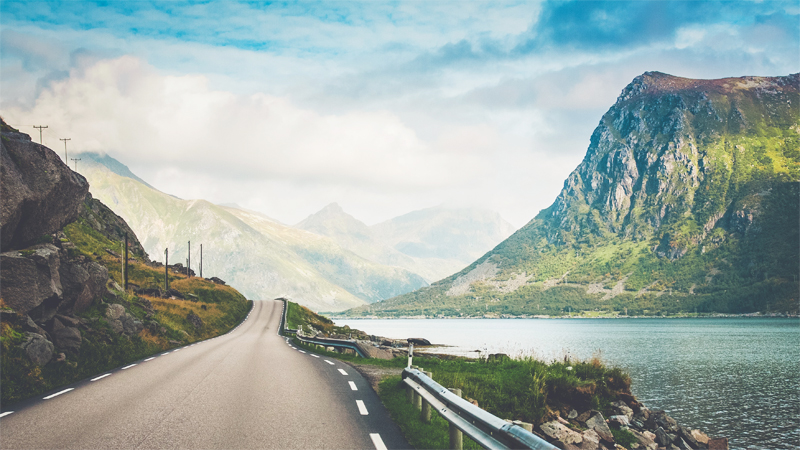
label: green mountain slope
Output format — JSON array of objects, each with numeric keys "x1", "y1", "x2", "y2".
[
  {"x1": 344, "y1": 72, "x2": 800, "y2": 317},
  {"x1": 79, "y1": 155, "x2": 427, "y2": 312}
]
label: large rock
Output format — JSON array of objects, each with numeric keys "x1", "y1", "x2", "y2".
[
  {"x1": 21, "y1": 332, "x2": 54, "y2": 365},
  {"x1": 355, "y1": 342, "x2": 394, "y2": 359},
  {"x1": 59, "y1": 259, "x2": 109, "y2": 313},
  {"x1": 647, "y1": 410, "x2": 679, "y2": 433},
  {"x1": 50, "y1": 317, "x2": 82, "y2": 351},
  {"x1": 0, "y1": 245, "x2": 63, "y2": 316},
  {"x1": 120, "y1": 313, "x2": 143, "y2": 335},
  {"x1": 629, "y1": 429, "x2": 658, "y2": 450},
  {"x1": 106, "y1": 304, "x2": 125, "y2": 320},
  {"x1": 579, "y1": 410, "x2": 614, "y2": 444},
  {"x1": 0, "y1": 121, "x2": 89, "y2": 251},
  {"x1": 539, "y1": 420, "x2": 583, "y2": 446}
]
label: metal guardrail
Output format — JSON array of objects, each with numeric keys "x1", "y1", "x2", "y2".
[
  {"x1": 277, "y1": 297, "x2": 366, "y2": 357},
  {"x1": 402, "y1": 368, "x2": 557, "y2": 450}
]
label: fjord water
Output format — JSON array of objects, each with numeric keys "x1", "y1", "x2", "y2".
[{"x1": 336, "y1": 317, "x2": 799, "y2": 449}]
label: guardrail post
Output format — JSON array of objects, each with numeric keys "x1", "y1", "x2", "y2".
[
  {"x1": 413, "y1": 388, "x2": 422, "y2": 411},
  {"x1": 448, "y1": 388, "x2": 463, "y2": 450},
  {"x1": 421, "y1": 371, "x2": 432, "y2": 422}
]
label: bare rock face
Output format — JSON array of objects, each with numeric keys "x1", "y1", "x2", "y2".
[
  {"x1": 59, "y1": 259, "x2": 109, "y2": 313},
  {"x1": 50, "y1": 317, "x2": 82, "y2": 351},
  {"x1": 0, "y1": 244, "x2": 63, "y2": 316},
  {"x1": 0, "y1": 120, "x2": 89, "y2": 251}
]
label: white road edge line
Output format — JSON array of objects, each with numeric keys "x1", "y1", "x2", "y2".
[
  {"x1": 324, "y1": 360, "x2": 335, "y2": 365},
  {"x1": 0, "y1": 411, "x2": 14, "y2": 418},
  {"x1": 338, "y1": 369, "x2": 349, "y2": 375},
  {"x1": 370, "y1": 433, "x2": 388, "y2": 450},
  {"x1": 356, "y1": 400, "x2": 368, "y2": 415},
  {"x1": 121, "y1": 364, "x2": 137, "y2": 370},
  {"x1": 348, "y1": 381, "x2": 357, "y2": 390},
  {"x1": 144, "y1": 357, "x2": 156, "y2": 361},
  {"x1": 43, "y1": 388, "x2": 73, "y2": 400},
  {"x1": 91, "y1": 373, "x2": 112, "y2": 381}
]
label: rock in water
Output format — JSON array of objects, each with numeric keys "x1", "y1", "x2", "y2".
[{"x1": 0, "y1": 120, "x2": 89, "y2": 251}]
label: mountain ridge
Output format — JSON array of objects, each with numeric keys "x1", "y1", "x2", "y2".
[{"x1": 343, "y1": 72, "x2": 800, "y2": 317}]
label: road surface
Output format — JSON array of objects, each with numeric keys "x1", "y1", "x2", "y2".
[{"x1": 0, "y1": 300, "x2": 410, "y2": 449}]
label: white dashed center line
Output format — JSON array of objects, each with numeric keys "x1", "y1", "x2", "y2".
[
  {"x1": 356, "y1": 400, "x2": 368, "y2": 415},
  {"x1": 311, "y1": 354, "x2": 320, "y2": 358},
  {"x1": 144, "y1": 357, "x2": 156, "y2": 362},
  {"x1": 43, "y1": 388, "x2": 73, "y2": 400},
  {"x1": 299, "y1": 350, "x2": 306, "y2": 354},
  {"x1": 348, "y1": 381, "x2": 357, "y2": 390},
  {"x1": 0, "y1": 411, "x2": 14, "y2": 418},
  {"x1": 121, "y1": 364, "x2": 137, "y2": 370},
  {"x1": 91, "y1": 373, "x2": 111, "y2": 381},
  {"x1": 338, "y1": 369, "x2": 348, "y2": 376},
  {"x1": 324, "y1": 360, "x2": 335, "y2": 365},
  {"x1": 370, "y1": 433, "x2": 388, "y2": 450}
]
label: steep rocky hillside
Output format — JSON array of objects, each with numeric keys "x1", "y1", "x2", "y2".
[
  {"x1": 296, "y1": 203, "x2": 514, "y2": 281},
  {"x1": 1, "y1": 119, "x2": 250, "y2": 405},
  {"x1": 345, "y1": 72, "x2": 799, "y2": 317},
  {"x1": 79, "y1": 154, "x2": 427, "y2": 311}
]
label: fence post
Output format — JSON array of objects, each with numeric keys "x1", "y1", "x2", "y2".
[
  {"x1": 421, "y1": 371, "x2": 432, "y2": 422},
  {"x1": 448, "y1": 388, "x2": 463, "y2": 450}
]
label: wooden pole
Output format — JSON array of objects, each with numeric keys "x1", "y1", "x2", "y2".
[
  {"x1": 164, "y1": 248, "x2": 169, "y2": 292},
  {"x1": 449, "y1": 388, "x2": 463, "y2": 450},
  {"x1": 123, "y1": 234, "x2": 128, "y2": 290},
  {"x1": 200, "y1": 244, "x2": 203, "y2": 278},
  {"x1": 188, "y1": 241, "x2": 191, "y2": 277}
]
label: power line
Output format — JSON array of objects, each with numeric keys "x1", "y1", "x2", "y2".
[
  {"x1": 59, "y1": 138, "x2": 71, "y2": 162},
  {"x1": 33, "y1": 125, "x2": 48, "y2": 145}
]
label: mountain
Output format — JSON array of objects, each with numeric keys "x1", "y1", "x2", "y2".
[
  {"x1": 344, "y1": 72, "x2": 800, "y2": 317},
  {"x1": 296, "y1": 203, "x2": 515, "y2": 281},
  {"x1": 79, "y1": 154, "x2": 427, "y2": 312}
]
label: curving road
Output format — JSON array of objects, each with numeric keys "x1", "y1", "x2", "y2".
[{"x1": 0, "y1": 300, "x2": 410, "y2": 449}]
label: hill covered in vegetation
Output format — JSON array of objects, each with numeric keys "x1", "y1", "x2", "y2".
[
  {"x1": 344, "y1": 72, "x2": 800, "y2": 317},
  {"x1": 1, "y1": 119, "x2": 251, "y2": 405}
]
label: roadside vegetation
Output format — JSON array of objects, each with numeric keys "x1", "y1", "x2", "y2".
[
  {"x1": 284, "y1": 301, "x2": 635, "y2": 448},
  {"x1": 1, "y1": 215, "x2": 251, "y2": 406}
]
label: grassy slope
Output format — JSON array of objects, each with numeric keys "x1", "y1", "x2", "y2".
[{"x1": 1, "y1": 214, "x2": 252, "y2": 406}]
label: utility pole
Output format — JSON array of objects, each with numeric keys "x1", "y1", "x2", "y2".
[
  {"x1": 164, "y1": 248, "x2": 169, "y2": 291},
  {"x1": 122, "y1": 234, "x2": 128, "y2": 290},
  {"x1": 70, "y1": 157, "x2": 81, "y2": 171},
  {"x1": 188, "y1": 241, "x2": 191, "y2": 277},
  {"x1": 200, "y1": 244, "x2": 203, "y2": 278},
  {"x1": 33, "y1": 125, "x2": 48, "y2": 145},
  {"x1": 59, "y1": 138, "x2": 71, "y2": 162}
]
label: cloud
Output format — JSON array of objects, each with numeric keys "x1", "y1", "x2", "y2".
[{"x1": 2, "y1": 56, "x2": 482, "y2": 191}]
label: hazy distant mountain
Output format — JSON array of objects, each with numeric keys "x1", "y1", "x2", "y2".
[
  {"x1": 372, "y1": 205, "x2": 517, "y2": 263},
  {"x1": 345, "y1": 72, "x2": 799, "y2": 317},
  {"x1": 295, "y1": 203, "x2": 516, "y2": 281},
  {"x1": 79, "y1": 153, "x2": 427, "y2": 312}
]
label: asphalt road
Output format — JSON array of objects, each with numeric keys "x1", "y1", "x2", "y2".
[{"x1": 0, "y1": 300, "x2": 410, "y2": 449}]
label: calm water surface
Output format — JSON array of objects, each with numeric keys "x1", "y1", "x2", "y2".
[{"x1": 335, "y1": 317, "x2": 799, "y2": 450}]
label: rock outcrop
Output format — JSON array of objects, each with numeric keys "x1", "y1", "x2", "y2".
[
  {"x1": 0, "y1": 120, "x2": 89, "y2": 251},
  {"x1": 538, "y1": 403, "x2": 717, "y2": 450}
]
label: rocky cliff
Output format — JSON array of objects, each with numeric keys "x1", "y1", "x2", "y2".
[
  {"x1": 1, "y1": 118, "x2": 250, "y2": 405},
  {"x1": 345, "y1": 72, "x2": 799, "y2": 317}
]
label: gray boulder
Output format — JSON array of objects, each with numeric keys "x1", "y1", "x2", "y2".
[
  {"x1": 106, "y1": 304, "x2": 125, "y2": 320},
  {"x1": 108, "y1": 319, "x2": 124, "y2": 334},
  {"x1": 120, "y1": 313, "x2": 143, "y2": 335},
  {"x1": 0, "y1": 245, "x2": 62, "y2": 316},
  {"x1": 21, "y1": 332, "x2": 54, "y2": 365},
  {"x1": 539, "y1": 420, "x2": 583, "y2": 446},
  {"x1": 50, "y1": 317, "x2": 81, "y2": 351},
  {"x1": 59, "y1": 260, "x2": 108, "y2": 313},
  {"x1": 578, "y1": 410, "x2": 614, "y2": 444},
  {"x1": 0, "y1": 121, "x2": 89, "y2": 251},
  {"x1": 655, "y1": 427, "x2": 675, "y2": 447}
]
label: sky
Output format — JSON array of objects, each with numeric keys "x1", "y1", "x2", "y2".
[{"x1": 1, "y1": 1, "x2": 798, "y2": 228}]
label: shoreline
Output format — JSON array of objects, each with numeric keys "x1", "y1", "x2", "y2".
[{"x1": 331, "y1": 312, "x2": 799, "y2": 320}]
